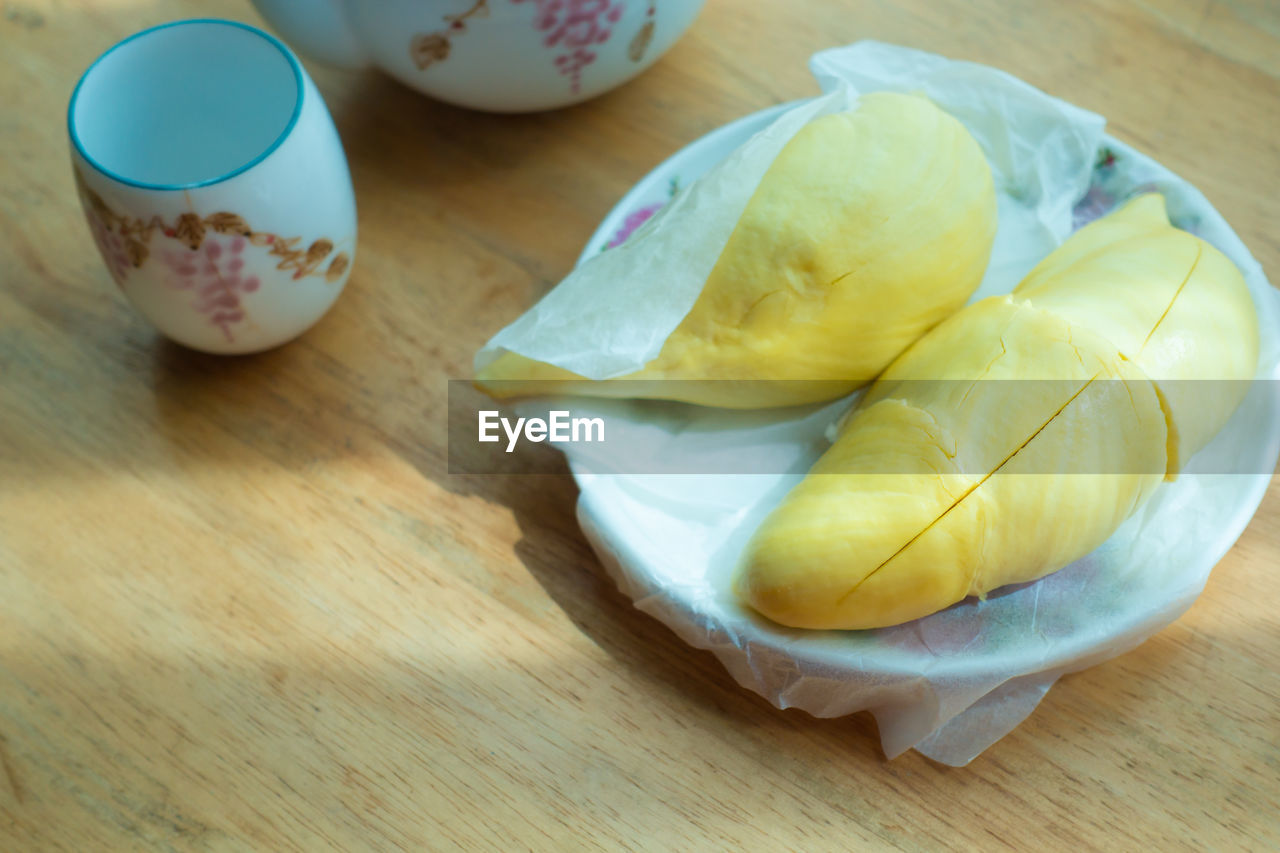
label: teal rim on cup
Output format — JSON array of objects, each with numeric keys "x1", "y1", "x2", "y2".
[{"x1": 69, "y1": 18, "x2": 357, "y2": 354}]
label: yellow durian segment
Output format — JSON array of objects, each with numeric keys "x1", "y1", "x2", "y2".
[
  {"x1": 836, "y1": 365, "x2": 1164, "y2": 630},
  {"x1": 737, "y1": 400, "x2": 982, "y2": 629},
  {"x1": 864, "y1": 296, "x2": 1121, "y2": 475},
  {"x1": 738, "y1": 194, "x2": 1258, "y2": 630},
  {"x1": 478, "y1": 91, "x2": 997, "y2": 408},
  {"x1": 1138, "y1": 244, "x2": 1259, "y2": 469},
  {"x1": 1012, "y1": 192, "x2": 1170, "y2": 286},
  {"x1": 1015, "y1": 194, "x2": 1259, "y2": 471},
  {"x1": 738, "y1": 296, "x2": 1166, "y2": 629}
]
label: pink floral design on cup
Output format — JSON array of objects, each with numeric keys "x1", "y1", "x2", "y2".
[
  {"x1": 75, "y1": 169, "x2": 352, "y2": 346},
  {"x1": 163, "y1": 237, "x2": 263, "y2": 342},
  {"x1": 84, "y1": 206, "x2": 132, "y2": 287}
]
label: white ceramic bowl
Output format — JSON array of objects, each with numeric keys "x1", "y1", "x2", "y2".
[
  {"x1": 568, "y1": 99, "x2": 1280, "y2": 764},
  {"x1": 69, "y1": 19, "x2": 357, "y2": 354},
  {"x1": 250, "y1": 0, "x2": 706, "y2": 112}
]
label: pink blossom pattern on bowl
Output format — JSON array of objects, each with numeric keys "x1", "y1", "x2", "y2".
[
  {"x1": 519, "y1": 0, "x2": 625, "y2": 93},
  {"x1": 1071, "y1": 147, "x2": 1201, "y2": 234},
  {"x1": 1069, "y1": 148, "x2": 1119, "y2": 229},
  {"x1": 601, "y1": 174, "x2": 679, "y2": 252},
  {"x1": 604, "y1": 203, "x2": 662, "y2": 250},
  {"x1": 411, "y1": 0, "x2": 659, "y2": 95}
]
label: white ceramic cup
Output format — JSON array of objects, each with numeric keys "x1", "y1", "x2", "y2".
[{"x1": 69, "y1": 18, "x2": 357, "y2": 354}]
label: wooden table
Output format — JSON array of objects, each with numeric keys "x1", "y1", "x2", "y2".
[{"x1": 3, "y1": 0, "x2": 1278, "y2": 848}]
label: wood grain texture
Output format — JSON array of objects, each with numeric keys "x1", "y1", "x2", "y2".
[{"x1": 2, "y1": 0, "x2": 1278, "y2": 849}]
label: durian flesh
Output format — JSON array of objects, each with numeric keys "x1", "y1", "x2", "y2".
[
  {"x1": 477, "y1": 92, "x2": 997, "y2": 409},
  {"x1": 737, "y1": 194, "x2": 1259, "y2": 630}
]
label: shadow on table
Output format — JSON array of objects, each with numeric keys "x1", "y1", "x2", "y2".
[
  {"x1": 439, "y1": 457, "x2": 889, "y2": 764},
  {"x1": 134, "y1": 71, "x2": 887, "y2": 764}
]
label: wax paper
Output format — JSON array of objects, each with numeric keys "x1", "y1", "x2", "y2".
[
  {"x1": 474, "y1": 88, "x2": 858, "y2": 378},
  {"x1": 480, "y1": 42, "x2": 1280, "y2": 764}
]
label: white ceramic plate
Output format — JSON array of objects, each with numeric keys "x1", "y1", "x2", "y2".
[{"x1": 563, "y1": 100, "x2": 1280, "y2": 762}]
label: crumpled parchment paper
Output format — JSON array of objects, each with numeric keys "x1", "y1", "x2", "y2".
[
  {"x1": 482, "y1": 41, "x2": 1280, "y2": 764},
  {"x1": 475, "y1": 38, "x2": 1110, "y2": 378}
]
